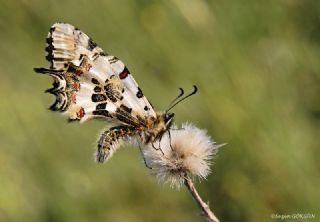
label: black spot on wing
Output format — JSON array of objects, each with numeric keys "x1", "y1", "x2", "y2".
[
  {"x1": 94, "y1": 86, "x2": 102, "y2": 93},
  {"x1": 96, "y1": 103, "x2": 107, "y2": 110},
  {"x1": 45, "y1": 56, "x2": 54, "y2": 67},
  {"x1": 45, "y1": 53, "x2": 54, "y2": 63},
  {"x1": 144, "y1": 106, "x2": 149, "y2": 111},
  {"x1": 108, "y1": 56, "x2": 118, "y2": 64},
  {"x1": 136, "y1": 87, "x2": 143, "y2": 98},
  {"x1": 48, "y1": 92, "x2": 67, "y2": 112},
  {"x1": 88, "y1": 38, "x2": 97, "y2": 51},
  {"x1": 49, "y1": 99, "x2": 59, "y2": 111},
  {"x1": 104, "y1": 85, "x2": 117, "y2": 102},
  {"x1": 91, "y1": 78, "x2": 100, "y2": 85},
  {"x1": 91, "y1": 94, "x2": 107, "y2": 102},
  {"x1": 93, "y1": 110, "x2": 113, "y2": 118},
  {"x1": 50, "y1": 57, "x2": 68, "y2": 62},
  {"x1": 46, "y1": 27, "x2": 55, "y2": 44},
  {"x1": 67, "y1": 65, "x2": 77, "y2": 73},
  {"x1": 120, "y1": 104, "x2": 132, "y2": 114},
  {"x1": 52, "y1": 80, "x2": 60, "y2": 89},
  {"x1": 45, "y1": 42, "x2": 54, "y2": 54},
  {"x1": 49, "y1": 26, "x2": 56, "y2": 33}
]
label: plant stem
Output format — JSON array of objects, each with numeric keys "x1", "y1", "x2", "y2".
[{"x1": 184, "y1": 176, "x2": 220, "y2": 222}]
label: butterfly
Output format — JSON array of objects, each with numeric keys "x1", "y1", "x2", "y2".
[{"x1": 34, "y1": 23, "x2": 197, "y2": 163}]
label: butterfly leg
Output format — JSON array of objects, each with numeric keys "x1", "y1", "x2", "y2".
[
  {"x1": 151, "y1": 141, "x2": 164, "y2": 155},
  {"x1": 138, "y1": 145, "x2": 152, "y2": 169},
  {"x1": 167, "y1": 130, "x2": 174, "y2": 151},
  {"x1": 96, "y1": 125, "x2": 135, "y2": 163}
]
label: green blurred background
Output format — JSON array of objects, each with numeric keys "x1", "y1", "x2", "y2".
[{"x1": 1, "y1": 0, "x2": 319, "y2": 221}]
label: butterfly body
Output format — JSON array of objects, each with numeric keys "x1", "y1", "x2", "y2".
[{"x1": 35, "y1": 23, "x2": 175, "y2": 163}]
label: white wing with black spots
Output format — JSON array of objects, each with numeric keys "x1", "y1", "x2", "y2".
[
  {"x1": 36, "y1": 22, "x2": 156, "y2": 123},
  {"x1": 45, "y1": 22, "x2": 104, "y2": 70},
  {"x1": 89, "y1": 55, "x2": 156, "y2": 117}
]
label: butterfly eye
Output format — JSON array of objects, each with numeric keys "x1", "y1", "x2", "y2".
[{"x1": 165, "y1": 113, "x2": 175, "y2": 123}]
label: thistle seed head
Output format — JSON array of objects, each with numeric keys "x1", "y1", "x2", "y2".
[{"x1": 143, "y1": 123, "x2": 225, "y2": 188}]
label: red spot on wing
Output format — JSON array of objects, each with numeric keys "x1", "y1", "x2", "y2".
[
  {"x1": 71, "y1": 94, "x2": 77, "y2": 103},
  {"x1": 79, "y1": 107, "x2": 85, "y2": 118},
  {"x1": 72, "y1": 82, "x2": 80, "y2": 91},
  {"x1": 119, "y1": 67, "x2": 129, "y2": 79},
  {"x1": 75, "y1": 70, "x2": 83, "y2": 76}
]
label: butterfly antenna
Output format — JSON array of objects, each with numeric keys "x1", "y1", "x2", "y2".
[
  {"x1": 166, "y1": 85, "x2": 198, "y2": 112},
  {"x1": 168, "y1": 88, "x2": 184, "y2": 107}
]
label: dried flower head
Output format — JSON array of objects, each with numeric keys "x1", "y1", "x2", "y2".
[{"x1": 142, "y1": 122, "x2": 224, "y2": 188}]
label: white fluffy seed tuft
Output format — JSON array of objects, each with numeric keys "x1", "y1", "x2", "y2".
[{"x1": 142, "y1": 122, "x2": 225, "y2": 188}]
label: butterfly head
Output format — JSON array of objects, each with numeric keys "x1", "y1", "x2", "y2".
[{"x1": 164, "y1": 112, "x2": 175, "y2": 128}]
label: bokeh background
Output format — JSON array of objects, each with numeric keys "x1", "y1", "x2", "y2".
[{"x1": 1, "y1": 0, "x2": 319, "y2": 221}]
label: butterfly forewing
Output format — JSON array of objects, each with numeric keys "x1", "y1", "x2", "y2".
[{"x1": 40, "y1": 22, "x2": 156, "y2": 123}]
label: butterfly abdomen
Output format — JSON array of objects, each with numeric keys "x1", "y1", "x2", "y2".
[{"x1": 96, "y1": 125, "x2": 138, "y2": 163}]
